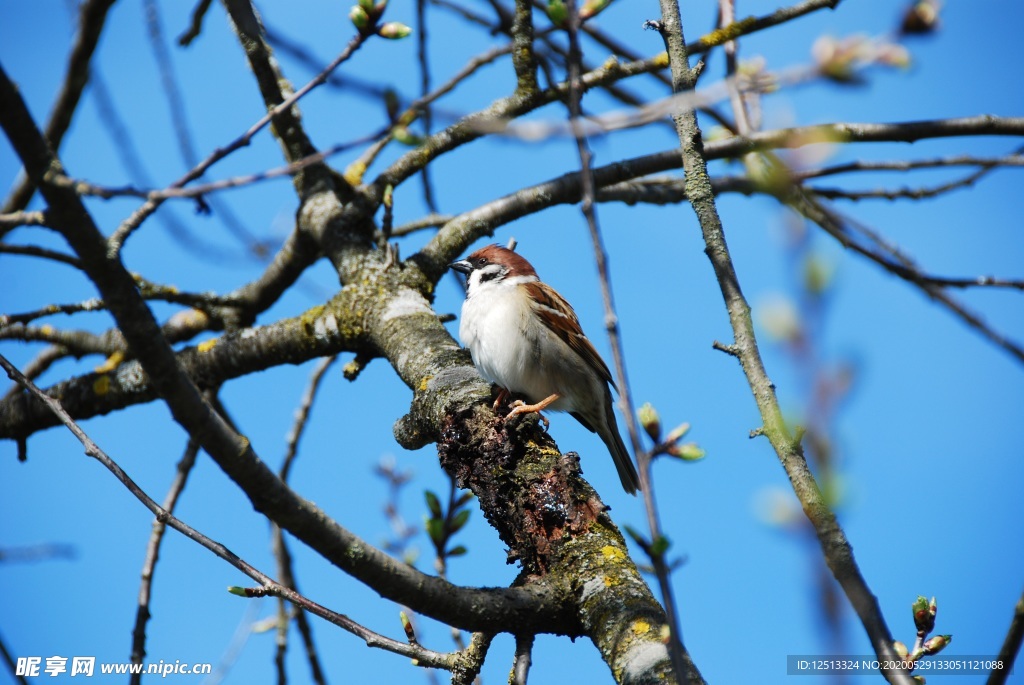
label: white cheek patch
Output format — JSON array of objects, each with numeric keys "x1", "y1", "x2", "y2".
[{"x1": 468, "y1": 264, "x2": 506, "y2": 292}]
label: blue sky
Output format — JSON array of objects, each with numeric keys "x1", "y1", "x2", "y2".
[{"x1": 1, "y1": 1, "x2": 1022, "y2": 683}]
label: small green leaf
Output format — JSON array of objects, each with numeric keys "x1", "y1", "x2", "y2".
[
  {"x1": 450, "y1": 509, "x2": 471, "y2": 533},
  {"x1": 650, "y1": 534, "x2": 671, "y2": 557},
  {"x1": 447, "y1": 545, "x2": 468, "y2": 557},
  {"x1": 545, "y1": 0, "x2": 568, "y2": 26},
  {"x1": 425, "y1": 490, "x2": 442, "y2": 518},
  {"x1": 425, "y1": 517, "x2": 445, "y2": 546},
  {"x1": 227, "y1": 586, "x2": 248, "y2": 597}
]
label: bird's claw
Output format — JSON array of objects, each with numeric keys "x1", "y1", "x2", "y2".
[{"x1": 506, "y1": 399, "x2": 550, "y2": 430}]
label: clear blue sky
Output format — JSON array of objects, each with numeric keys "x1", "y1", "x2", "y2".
[{"x1": 1, "y1": 1, "x2": 1022, "y2": 683}]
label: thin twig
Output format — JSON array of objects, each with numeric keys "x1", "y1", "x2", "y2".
[
  {"x1": 0, "y1": 242, "x2": 80, "y2": 268},
  {"x1": 0, "y1": 285, "x2": 242, "y2": 329},
  {"x1": 273, "y1": 355, "x2": 336, "y2": 684},
  {"x1": 0, "y1": 352, "x2": 460, "y2": 671},
  {"x1": 88, "y1": 67, "x2": 256, "y2": 263},
  {"x1": 281, "y1": 356, "x2": 337, "y2": 481},
  {"x1": 391, "y1": 213, "x2": 454, "y2": 237},
  {"x1": 808, "y1": 159, "x2": 1006, "y2": 201},
  {"x1": 178, "y1": 0, "x2": 214, "y2": 46},
  {"x1": 795, "y1": 153, "x2": 1024, "y2": 180},
  {"x1": 58, "y1": 135, "x2": 376, "y2": 204},
  {"x1": 349, "y1": 41, "x2": 515, "y2": 183},
  {"x1": 651, "y1": 2, "x2": 912, "y2": 683},
  {"x1": 1, "y1": 300, "x2": 106, "y2": 329},
  {"x1": 788, "y1": 192, "x2": 1024, "y2": 364},
  {"x1": 130, "y1": 436, "x2": 202, "y2": 682},
  {"x1": 987, "y1": 587, "x2": 1024, "y2": 685},
  {"x1": 107, "y1": 29, "x2": 371, "y2": 253},
  {"x1": 566, "y1": 2, "x2": 690, "y2": 679},
  {"x1": 0, "y1": 210, "x2": 50, "y2": 231},
  {"x1": 2, "y1": 0, "x2": 116, "y2": 216},
  {"x1": 0, "y1": 629, "x2": 29, "y2": 685},
  {"x1": 1, "y1": 346, "x2": 67, "y2": 402},
  {"x1": 416, "y1": 0, "x2": 438, "y2": 212},
  {"x1": 144, "y1": 0, "x2": 269, "y2": 255}
]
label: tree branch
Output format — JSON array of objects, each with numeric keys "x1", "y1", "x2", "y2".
[
  {"x1": 1, "y1": 0, "x2": 117, "y2": 216},
  {"x1": 0, "y1": 61, "x2": 570, "y2": 635},
  {"x1": 650, "y1": 3, "x2": 913, "y2": 683}
]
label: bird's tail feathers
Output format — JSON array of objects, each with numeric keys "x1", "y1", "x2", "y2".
[{"x1": 599, "y1": 420, "x2": 641, "y2": 495}]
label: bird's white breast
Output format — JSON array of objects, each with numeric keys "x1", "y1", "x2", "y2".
[{"x1": 459, "y1": 276, "x2": 590, "y2": 412}]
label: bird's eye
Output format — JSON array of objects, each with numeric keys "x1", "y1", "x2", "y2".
[{"x1": 473, "y1": 257, "x2": 488, "y2": 267}]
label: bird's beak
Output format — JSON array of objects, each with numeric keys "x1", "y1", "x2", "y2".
[{"x1": 449, "y1": 259, "x2": 472, "y2": 275}]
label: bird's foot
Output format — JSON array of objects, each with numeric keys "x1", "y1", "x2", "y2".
[
  {"x1": 492, "y1": 387, "x2": 511, "y2": 412},
  {"x1": 505, "y1": 393, "x2": 560, "y2": 430}
]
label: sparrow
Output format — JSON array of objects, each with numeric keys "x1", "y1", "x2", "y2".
[{"x1": 449, "y1": 245, "x2": 641, "y2": 494}]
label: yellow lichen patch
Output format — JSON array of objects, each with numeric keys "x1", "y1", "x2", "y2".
[
  {"x1": 698, "y1": 16, "x2": 757, "y2": 48},
  {"x1": 39, "y1": 324, "x2": 54, "y2": 336},
  {"x1": 418, "y1": 375, "x2": 433, "y2": 392},
  {"x1": 299, "y1": 305, "x2": 327, "y2": 336},
  {"x1": 632, "y1": 619, "x2": 651, "y2": 636},
  {"x1": 601, "y1": 545, "x2": 625, "y2": 562},
  {"x1": 652, "y1": 52, "x2": 669, "y2": 68},
  {"x1": 94, "y1": 351, "x2": 125, "y2": 374},
  {"x1": 198, "y1": 338, "x2": 217, "y2": 353},
  {"x1": 93, "y1": 374, "x2": 111, "y2": 396},
  {"x1": 343, "y1": 160, "x2": 367, "y2": 186}
]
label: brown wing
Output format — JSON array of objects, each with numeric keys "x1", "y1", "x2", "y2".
[{"x1": 524, "y1": 280, "x2": 617, "y2": 390}]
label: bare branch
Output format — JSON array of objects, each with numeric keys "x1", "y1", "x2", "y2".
[
  {"x1": 130, "y1": 436, "x2": 202, "y2": 681},
  {"x1": 511, "y1": 633, "x2": 533, "y2": 685},
  {"x1": 988, "y1": 587, "x2": 1024, "y2": 685},
  {"x1": 0, "y1": 210, "x2": 50, "y2": 232},
  {"x1": 787, "y1": 193, "x2": 1024, "y2": 364},
  {"x1": 107, "y1": 17, "x2": 369, "y2": 252},
  {"x1": 0, "y1": 628, "x2": 29, "y2": 685},
  {"x1": 0, "y1": 241, "x2": 79, "y2": 268},
  {"x1": 178, "y1": 0, "x2": 215, "y2": 46},
  {"x1": 2, "y1": 0, "x2": 116, "y2": 216},
  {"x1": 0, "y1": 352, "x2": 461, "y2": 671},
  {"x1": 0, "y1": 64, "x2": 571, "y2": 633},
  {"x1": 651, "y1": 2, "x2": 912, "y2": 682}
]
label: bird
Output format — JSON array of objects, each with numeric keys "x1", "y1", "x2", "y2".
[{"x1": 449, "y1": 244, "x2": 641, "y2": 494}]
